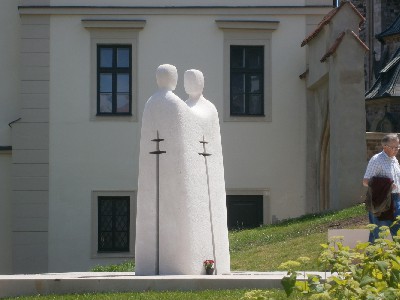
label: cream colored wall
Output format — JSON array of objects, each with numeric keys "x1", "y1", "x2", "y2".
[
  {"x1": 307, "y1": 28, "x2": 329, "y2": 88},
  {"x1": 12, "y1": 14, "x2": 50, "y2": 274},
  {"x1": 329, "y1": 5, "x2": 360, "y2": 42},
  {"x1": 48, "y1": 12, "x2": 309, "y2": 271},
  {"x1": 0, "y1": 0, "x2": 20, "y2": 274},
  {"x1": 0, "y1": 154, "x2": 12, "y2": 274},
  {"x1": 48, "y1": 0, "x2": 311, "y2": 6},
  {"x1": 328, "y1": 34, "x2": 366, "y2": 210},
  {"x1": 0, "y1": 0, "x2": 20, "y2": 145},
  {"x1": 48, "y1": 16, "x2": 138, "y2": 272}
]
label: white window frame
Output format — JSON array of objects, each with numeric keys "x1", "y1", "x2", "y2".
[
  {"x1": 83, "y1": 19, "x2": 145, "y2": 122},
  {"x1": 91, "y1": 190, "x2": 137, "y2": 258},
  {"x1": 216, "y1": 20, "x2": 278, "y2": 122}
]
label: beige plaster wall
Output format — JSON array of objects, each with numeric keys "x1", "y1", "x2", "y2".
[
  {"x1": 307, "y1": 30, "x2": 329, "y2": 88},
  {"x1": 328, "y1": 34, "x2": 366, "y2": 210},
  {"x1": 11, "y1": 14, "x2": 50, "y2": 274},
  {"x1": 48, "y1": 0, "x2": 322, "y2": 6},
  {"x1": 0, "y1": 0, "x2": 20, "y2": 274},
  {"x1": 0, "y1": 0, "x2": 20, "y2": 145},
  {"x1": 329, "y1": 4, "x2": 360, "y2": 40},
  {"x1": 0, "y1": 154, "x2": 12, "y2": 274},
  {"x1": 48, "y1": 15, "x2": 140, "y2": 272}
]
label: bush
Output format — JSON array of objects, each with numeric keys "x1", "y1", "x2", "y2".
[
  {"x1": 279, "y1": 221, "x2": 400, "y2": 299},
  {"x1": 90, "y1": 260, "x2": 134, "y2": 272}
]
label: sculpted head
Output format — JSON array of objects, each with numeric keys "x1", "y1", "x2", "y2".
[
  {"x1": 156, "y1": 64, "x2": 178, "y2": 91},
  {"x1": 184, "y1": 69, "x2": 204, "y2": 98}
]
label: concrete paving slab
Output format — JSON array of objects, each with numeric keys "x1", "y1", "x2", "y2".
[{"x1": 0, "y1": 271, "x2": 331, "y2": 298}]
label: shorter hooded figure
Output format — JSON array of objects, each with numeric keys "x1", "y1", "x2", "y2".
[{"x1": 184, "y1": 69, "x2": 231, "y2": 275}]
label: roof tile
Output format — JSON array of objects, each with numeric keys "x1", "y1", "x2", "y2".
[
  {"x1": 376, "y1": 14, "x2": 400, "y2": 43},
  {"x1": 366, "y1": 47, "x2": 400, "y2": 99}
]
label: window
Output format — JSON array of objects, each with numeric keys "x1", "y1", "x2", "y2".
[
  {"x1": 91, "y1": 190, "x2": 136, "y2": 258},
  {"x1": 83, "y1": 19, "x2": 145, "y2": 121},
  {"x1": 97, "y1": 45, "x2": 132, "y2": 115},
  {"x1": 216, "y1": 20, "x2": 278, "y2": 122},
  {"x1": 98, "y1": 196, "x2": 130, "y2": 252},
  {"x1": 230, "y1": 46, "x2": 264, "y2": 116},
  {"x1": 226, "y1": 195, "x2": 263, "y2": 230},
  {"x1": 226, "y1": 189, "x2": 270, "y2": 228}
]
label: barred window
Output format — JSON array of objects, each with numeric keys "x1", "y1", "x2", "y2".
[{"x1": 98, "y1": 196, "x2": 130, "y2": 252}]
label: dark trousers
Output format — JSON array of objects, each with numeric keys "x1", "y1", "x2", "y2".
[{"x1": 369, "y1": 193, "x2": 400, "y2": 243}]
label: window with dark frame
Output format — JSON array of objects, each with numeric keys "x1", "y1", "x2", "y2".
[
  {"x1": 226, "y1": 195, "x2": 263, "y2": 230},
  {"x1": 97, "y1": 45, "x2": 132, "y2": 115},
  {"x1": 230, "y1": 46, "x2": 264, "y2": 116},
  {"x1": 98, "y1": 196, "x2": 130, "y2": 252}
]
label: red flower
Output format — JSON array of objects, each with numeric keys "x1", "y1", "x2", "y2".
[{"x1": 203, "y1": 259, "x2": 215, "y2": 269}]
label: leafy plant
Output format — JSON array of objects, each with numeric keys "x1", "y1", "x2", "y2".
[
  {"x1": 90, "y1": 260, "x2": 134, "y2": 272},
  {"x1": 279, "y1": 219, "x2": 400, "y2": 299}
]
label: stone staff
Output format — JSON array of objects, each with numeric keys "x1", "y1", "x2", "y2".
[
  {"x1": 198, "y1": 135, "x2": 217, "y2": 275},
  {"x1": 149, "y1": 130, "x2": 166, "y2": 275}
]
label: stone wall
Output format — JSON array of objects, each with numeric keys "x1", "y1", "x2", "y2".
[
  {"x1": 366, "y1": 132, "x2": 400, "y2": 161},
  {"x1": 366, "y1": 132, "x2": 384, "y2": 161}
]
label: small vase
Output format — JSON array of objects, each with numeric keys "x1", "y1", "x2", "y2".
[{"x1": 205, "y1": 268, "x2": 214, "y2": 275}]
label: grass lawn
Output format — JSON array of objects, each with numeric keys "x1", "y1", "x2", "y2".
[
  {"x1": 230, "y1": 232, "x2": 326, "y2": 271},
  {"x1": 3, "y1": 290, "x2": 308, "y2": 300},
  {"x1": 4, "y1": 204, "x2": 368, "y2": 300},
  {"x1": 229, "y1": 203, "x2": 367, "y2": 271}
]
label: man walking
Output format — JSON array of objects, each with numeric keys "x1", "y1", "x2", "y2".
[{"x1": 363, "y1": 133, "x2": 400, "y2": 242}]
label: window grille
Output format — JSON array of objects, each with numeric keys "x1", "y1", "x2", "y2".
[{"x1": 98, "y1": 196, "x2": 130, "y2": 252}]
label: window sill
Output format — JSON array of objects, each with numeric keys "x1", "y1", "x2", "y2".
[
  {"x1": 230, "y1": 114, "x2": 265, "y2": 117},
  {"x1": 97, "y1": 250, "x2": 130, "y2": 254},
  {"x1": 224, "y1": 115, "x2": 271, "y2": 122},
  {"x1": 92, "y1": 252, "x2": 133, "y2": 259},
  {"x1": 91, "y1": 114, "x2": 137, "y2": 122}
]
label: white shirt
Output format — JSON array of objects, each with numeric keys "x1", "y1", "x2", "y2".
[{"x1": 364, "y1": 151, "x2": 400, "y2": 193}]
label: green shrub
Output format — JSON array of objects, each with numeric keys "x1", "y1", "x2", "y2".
[
  {"x1": 279, "y1": 220, "x2": 400, "y2": 299},
  {"x1": 240, "y1": 289, "x2": 277, "y2": 300},
  {"x1": 90, "y1": 260, "x2": 134, "y2": 272}
]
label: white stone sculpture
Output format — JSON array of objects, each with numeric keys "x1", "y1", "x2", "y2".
[{"x1": 135, "y1": 65, "x2": 230, "y2": 275}]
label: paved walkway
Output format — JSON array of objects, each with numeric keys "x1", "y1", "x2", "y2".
[{"x1": 0, "y1": 271, "x2": 330, "y2": 298}]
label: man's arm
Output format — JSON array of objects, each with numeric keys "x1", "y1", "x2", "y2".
[
  {"x1": 363, "y1": 178, "x2": 369, "y2": 187},
  {"x1": 363, "y1": 155, "x2": 379, "y2": 188}
]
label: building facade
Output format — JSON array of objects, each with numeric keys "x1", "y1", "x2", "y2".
[{"x1": 1, "y1": 0, "x2": 363, "y2": 274}]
